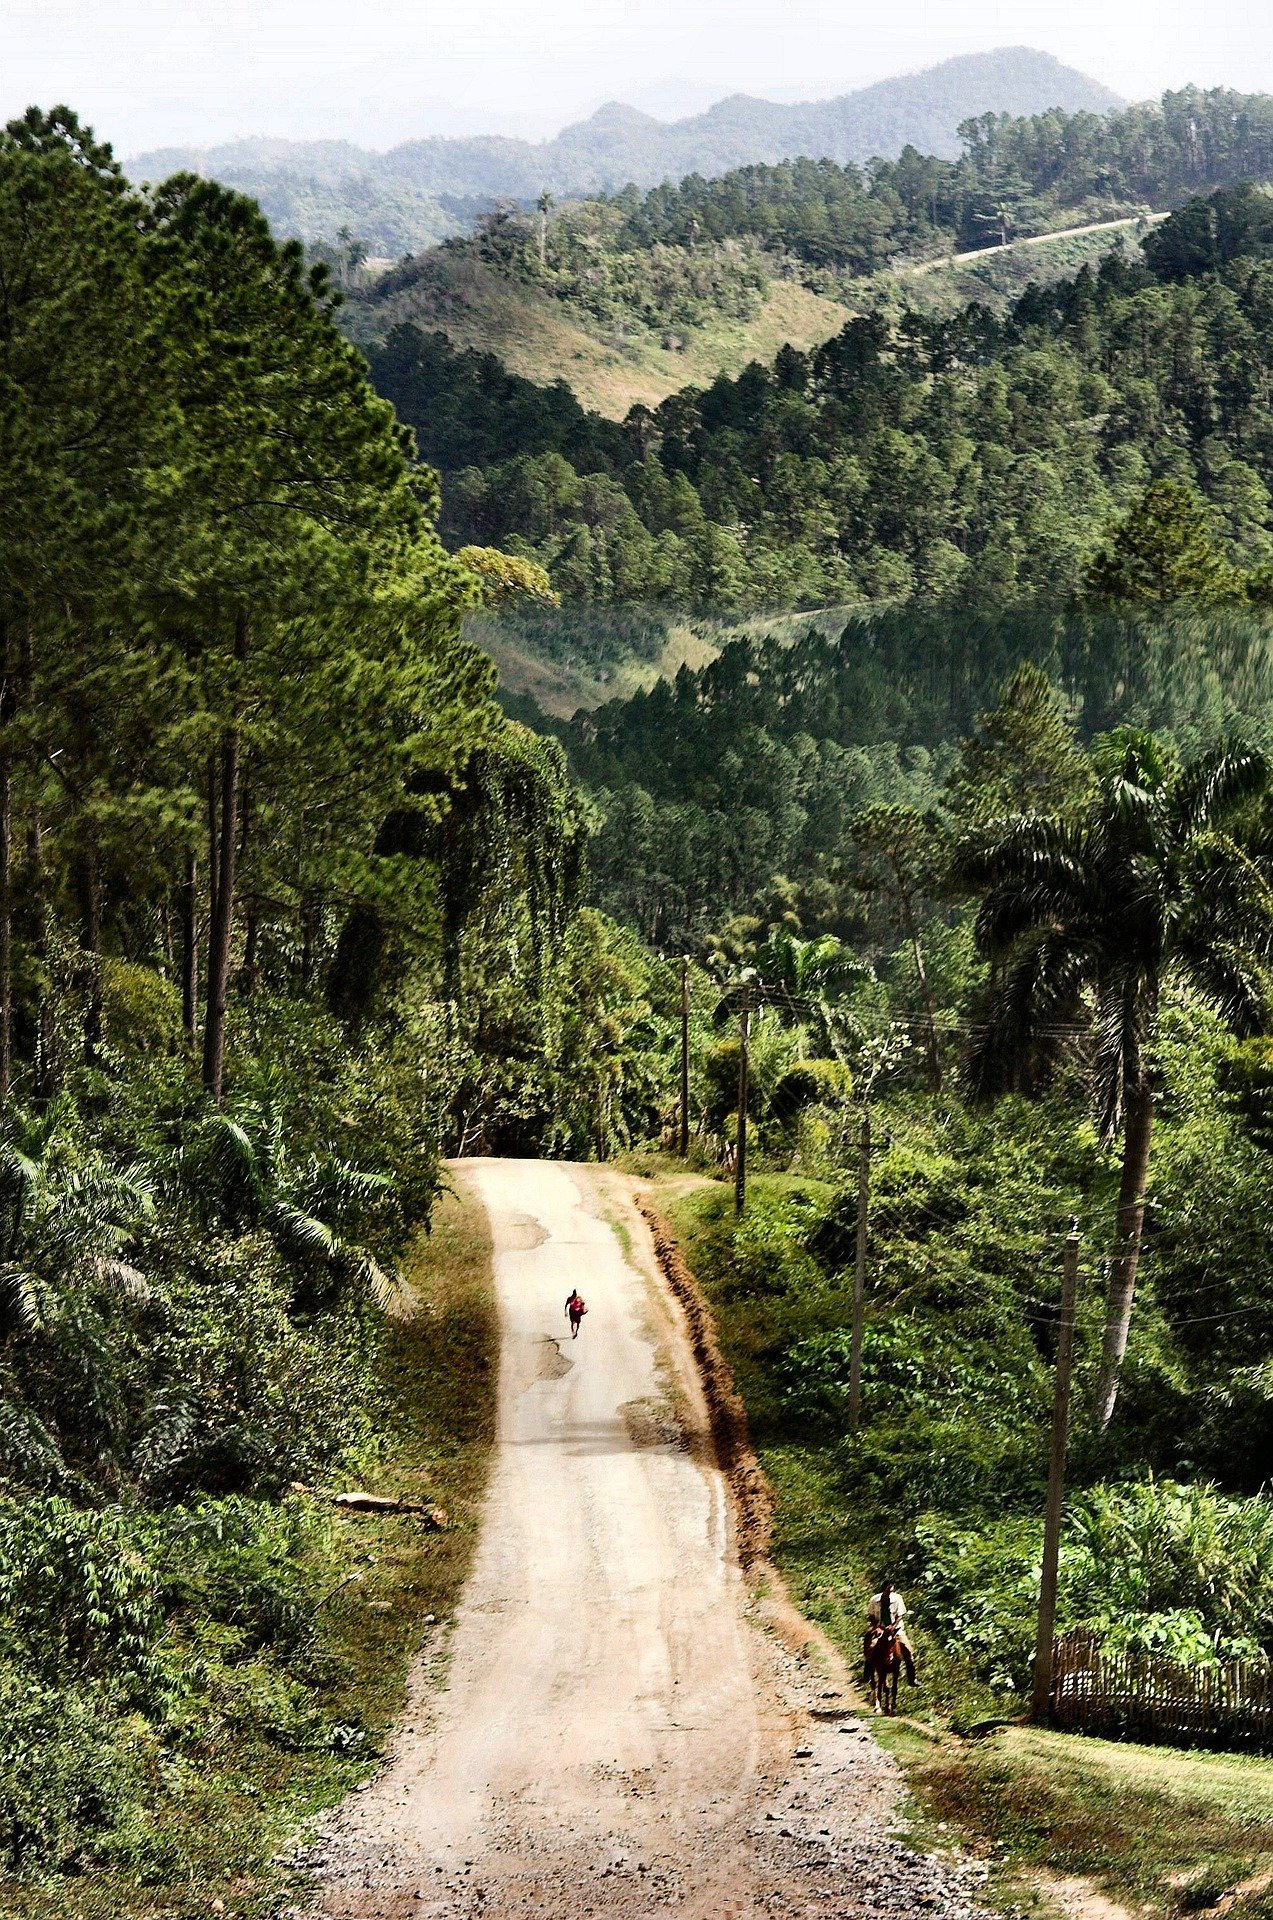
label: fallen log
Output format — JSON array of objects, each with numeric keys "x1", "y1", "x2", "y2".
[{"x1": 333, "y1": 1491, "x2": 448, "y2": 1527}]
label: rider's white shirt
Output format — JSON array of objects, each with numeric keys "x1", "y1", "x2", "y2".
[{"x1": 868, "y1": 1591, "x2": 906, "y2": 1626}]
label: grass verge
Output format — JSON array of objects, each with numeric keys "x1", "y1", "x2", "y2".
[
  {"x1": 651, "y1": 1162, "x2": 1273, "y2": 1920},
  {"x1": 914, "y1": 1727, "x2": 1273, "y2": 1918},
  {"x1": 0, "y1": 1174, "x2": 497, "y2": 1920}
]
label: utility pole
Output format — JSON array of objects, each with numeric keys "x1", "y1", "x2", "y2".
[
  {"x1": 679, "y1": 955, "x2": 690, "y2": 1157},
  {"x1": 734, "y1": 988, "x2": 750, "y2": 1215},
  {"x1": 1031, "y1": 1220, "x2": 1081, "y2": 1725},
  {"x1": 848, "y1": 1106, "x2": 871, "y2": 1431}
]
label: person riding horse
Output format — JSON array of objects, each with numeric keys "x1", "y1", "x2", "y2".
[{"x1": 864, "y1": 1581, "x2": 916, "y2": 1687}]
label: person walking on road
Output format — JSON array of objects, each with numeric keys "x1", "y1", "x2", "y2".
[{"x1": 565, "y1": 1289, "x2": 587, "y2": 1338}]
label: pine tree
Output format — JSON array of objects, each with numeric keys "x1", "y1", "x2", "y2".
[{"x1": 1085, "y1": 481, "x2": 1239, "y2": 606}]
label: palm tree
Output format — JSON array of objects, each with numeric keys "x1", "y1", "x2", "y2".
[
  {"x1": 715, "y1": 929, "x2": 868, "y2": 1058},
  {"x1": 0, "y1": 1098, "x2": 152, "y2": 1343},
  {"x1": 167, "y1": 1100, "x2": 396, "y2": 1310},
  {"x1": 959, "y1": 731, "x2": 1273, "y2": 1426},
  {"x1": 0, "y1": 1100, "x2": 154, "y2": 1484}
]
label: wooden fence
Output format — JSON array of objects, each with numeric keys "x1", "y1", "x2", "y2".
[{"x1": 1049, "y1": 1628, "x2": 1273, "y2": 1752}]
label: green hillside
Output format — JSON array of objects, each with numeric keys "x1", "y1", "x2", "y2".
[
  {"x1": 343, "y1": 86, "x2": 1272, "y2": 418},
  {"x1": 379, "y1": 186, "x2": 1273, "y2": 615},
  {"x1": 339, "y1": 212, "x2": 1139, "y2": 425},
  {"x1": 342, "y1": 246, "x2": 850, "y2": 418},
  {"x1": 127, "y1": 47, "x2": 1119, "y2": 253}
]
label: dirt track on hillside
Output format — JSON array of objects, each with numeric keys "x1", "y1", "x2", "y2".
[{"x1": 303, "y1": 1159, "x2": 990, "y2": 1920}]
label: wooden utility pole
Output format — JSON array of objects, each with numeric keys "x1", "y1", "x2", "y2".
[
  {"x1": 679, "y1": 955, "x2": 690, "y2": 1157},
  {"x1": 734, "y1": 989, "x2": 750, "y2": 1215},
  {"x1": 848, "y1": 1106, "x2": 871, "y2": 1431},
  {"x1": 1031, "y1": 1220, "x2": 1082, "y2": 1725}
]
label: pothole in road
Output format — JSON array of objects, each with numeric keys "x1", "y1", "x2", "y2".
[
  {"x1": 504, "y1": 1212, "x2": 550, "y2": 1251},
  {"x1": 534, "y1": 1336, "x2": 574, "y2": 1380},
  {"x1": 620, "y1": 1395, "x2": 686, "y2": 1449}
]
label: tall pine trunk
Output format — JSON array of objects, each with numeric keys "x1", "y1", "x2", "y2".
[
  {"x1": 181, "y1": 853, "x2": 198, "y2": 1045},
  {"x1": 20, "y1": 629, "x2": 53, "y2": 1102},
  {"x1": 202, "y1": 610, "x2": 248, "y2": 1104},
  {"x1": 28, "y1": 811, "x2": 52, "y2": 1102},
  {"x1": 238, "y1": 785, "x2": 257, "y2": 994},
  {"x1": 1093, "y1": 1076, "x2": 1155, "y2": 1428}
]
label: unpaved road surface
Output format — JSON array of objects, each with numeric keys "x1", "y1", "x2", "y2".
[
  {"x1": 905, "y1": 208, "x2": 1166, "y2": 273},
  {"x1": 306, "y1": 1159, "x2": 989, "y2": 1919}
]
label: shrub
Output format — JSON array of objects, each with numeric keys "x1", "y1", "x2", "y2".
[
  {"x1": 723, "y1": 1188, "x2": 826, "y2": 1299},
  {"x1": 0, "y1": 1674, "x2": 148, "y2": 1874},
  {"x1": 0, "y1": 1497, "x2": 163, "y2": 1699},
  {"x1": 101, "y1": 960, "x2": 184, "y2": 1058},
  {"x1": 914, "y1": 1478, "x2": 1273, "y2": 1691},
  {"x1": 770, "y1": 1058, "x2": 853, "y2": 1122},
  {"x1": 134, "y1": 1231, "x2": 375, "y2": 1500},
  {"x1": 782, "y1": 1316, "x2": 1043, "y2": 1433},
  {"x1": 151, "y1": 1494, "x2": 333, "y2": 1659}
]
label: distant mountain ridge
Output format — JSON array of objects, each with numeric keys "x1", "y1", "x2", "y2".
[{"x1": 127, "y1": 47, "x2": 1122, "y2": 253}]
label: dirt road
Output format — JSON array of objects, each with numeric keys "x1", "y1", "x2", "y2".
[
  {"x1": 905, "y1": 209, "x2": 1166, "y2": 273},
  {"x1": 308, "y1": 1159, "x2": 989, "y2": 1919}
]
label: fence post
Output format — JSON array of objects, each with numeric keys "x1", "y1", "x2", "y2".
[{"x1": 1032, "y1": 1220, "x2": 1081, "y2": 1725}]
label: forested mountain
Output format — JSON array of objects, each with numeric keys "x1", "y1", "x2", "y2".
[
  {"x1": 373, "y1": 185, "x2": 1273, "y2": 611},
  {"x1": 416, "y1": 81, "x2": 1273, "y2": 291},
  {"x1": 613, "y1": 84, "x2": 1273, "y2": 259},
  {"x1": 128, "y1": 48, "x2": 1118, "y2": 253},
  {"x1": 343, "y1": 84, "x2": 1273, "y2": 419}
]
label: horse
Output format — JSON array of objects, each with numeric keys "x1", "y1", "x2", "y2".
[{"x1": 865, "y1": 1623, "x2": 903, "y2": 1715}]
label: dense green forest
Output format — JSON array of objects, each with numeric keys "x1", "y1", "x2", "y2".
[
  {"x1": 604, "y1": 656, "x2": 1273, "y2": 1742},
  {"x1": 554, "y1": 605, "x2": 1273, "y2": 946},
  {"x1": 395, "y1": 183, "x2": 1273, "y2": 609},
  {"x1": 441, "y1": 83, "x2": 1273, "y2": 295}
]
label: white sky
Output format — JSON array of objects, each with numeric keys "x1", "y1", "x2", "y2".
[{"x1": 2, "y1": 0, "x2": 1270, "y2": 156}]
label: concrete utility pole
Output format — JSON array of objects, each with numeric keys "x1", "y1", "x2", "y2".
[
  {"x1": 734, "y1": 989, "x2": 750, "y2": 1215},
  {"x1": 679, "y1": 956, "x2": 690, "y2": 1157},
  {"x1": 848, "y1": 1107, "x2": 871, "y2": 1431},
  {"x1": 1031, "y1": 1220, "x2": 1082, "y2": 1725}
]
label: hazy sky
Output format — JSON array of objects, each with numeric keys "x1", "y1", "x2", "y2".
[{"x1": 3, "y1": 0, "x2": 1271, "y2": 156}]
